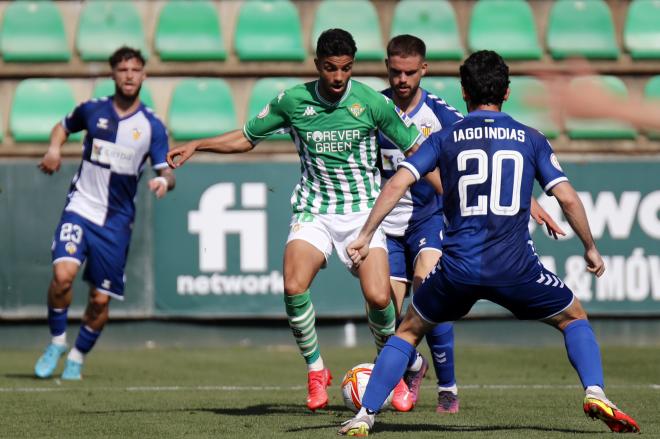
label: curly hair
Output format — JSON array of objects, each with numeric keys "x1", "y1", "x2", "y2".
[
  {"x1": 316, "y1": 28, "x2": 357, "y2": 58},
  {"x1": 460, "y1": 50, "x2": 510, "y2": 106}
]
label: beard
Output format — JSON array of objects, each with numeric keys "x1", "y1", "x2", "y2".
[{"x1": 114, "y1": 83, "x2": 142, "y2": 103}]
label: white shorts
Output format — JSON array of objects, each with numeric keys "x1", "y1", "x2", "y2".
[{"x1": 286, "y1": 211, "x2": 387, "y2": 275}]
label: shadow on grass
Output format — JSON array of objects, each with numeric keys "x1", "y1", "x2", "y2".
[
  {"x1": 4, "y1": 373, "x2": 42, "y2": 380},
  {"x1": 80, "y1": 403, "x2": 600, "y2": 435},
  {"x1": 287, "y1": 421, "x2": 598, "y2": 435}
]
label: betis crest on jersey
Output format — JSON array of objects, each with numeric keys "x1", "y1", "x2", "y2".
[{"x1": 348, "y1": 103, "x2": 365, "y2": 118}]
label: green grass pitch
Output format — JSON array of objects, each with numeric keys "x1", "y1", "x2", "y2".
[{"x1": 1, "y1": 346, "x2": 658, "y2": 438}]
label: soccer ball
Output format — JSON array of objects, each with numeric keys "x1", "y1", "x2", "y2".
[{"x1": 340, "y1": 363, "x2": 392, "y2": 413}]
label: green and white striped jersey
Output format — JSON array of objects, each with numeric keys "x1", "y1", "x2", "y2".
[{"x1": 243, "y1": 79, "x2": 422, "y2": 214}]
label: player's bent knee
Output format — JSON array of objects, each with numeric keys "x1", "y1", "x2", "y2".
[
  {"x1": 51, "y1": 270, "x2": 76, "y2": 293},
  {"x1": 283, "y1": 279, "x2": 310, "y2": 296},
  {"x1": 364, "y1": 294, "x2": 390, "y2": 310},
  {"x1": 546, "y1": 297, "x2": 588, "y2": 330}
]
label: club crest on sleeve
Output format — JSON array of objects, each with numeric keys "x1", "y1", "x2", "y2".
[
  {"x1": 258, "y1": 104, "x2": 270, "y2": 119},
  {"x1": 65, "y1": 242, "x2": 77, "y2": 255},
  {"x1": 550, "y1": 153, "x2": 563, "y2": 171}
]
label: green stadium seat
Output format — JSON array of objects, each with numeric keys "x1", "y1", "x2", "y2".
[
  {"x1": 390, "y1": 0, "x2": 463, "y2": 60},
  {"x1": 643, "y1": 75, "x2": 660, "y2": 138},
  {"x1": 235, "y1": 0, "x2": 305, "y2": 61},
  {"x1": 420, "y1": 77, "x2": 465, "y2": 113},
  {"x1": 92, "y1": 79, "x2": 155, "y2": 109},
  {"x1": 469, "y1": 0, "x2": 541, "y2": 60},
  {"x1": 168, "y1": 79, "x2": 236, "y2": 141},
  {"x1": 247, "y1": 78, "x2": 302, "y2": 141},
  {"x1": 505, "y1": 77, "x2": 559, "y2": 138},
  {"x1": 1, "y1": 1, "x2": 71, "y2": 62},
  {"x1": 624, "y1": 0, "x2": 660, "y2": 59},
  {"x1": 155, "y1": 1, "x2": 225, "y2": 61},
  {"x1": 547, "y1": 0, "x2": 619, "y2": 60},
  {"x1": 312, "y1": 0, "x2": 385, "y2": 61},
  {"x1": 566, "y1": 76, "x2": 636, "y2": 139},
  {"x1": 77, "y1": 1, "x2": 148, "y2": 62},
  {"x1": 354, "y1": 77, "x2": 387, "y2": 92},
  {"x1": 10, "y1": 79, "x2": 81, "y2": 143}
]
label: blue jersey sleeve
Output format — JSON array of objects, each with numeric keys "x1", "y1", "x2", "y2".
[
  {"x1": 533, "y1": 133, "x2": 568, "y2": 194},
  {"x1": 149, "y1": 119, "x2": 170, "y2": 170},
  {"x1": 62, "y1": 101, "x2": 90, "y2": 133},
  {"x1": 398, "y1": 135, "x2": 441, "y2": 181},
  {"x1": 428, "y1": 96, "x2": 464, "y2": 128}
]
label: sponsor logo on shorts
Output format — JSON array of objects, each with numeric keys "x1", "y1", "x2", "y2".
[
  {"x1": 418, "y1": 237, "x2": 427, "y2": 247},
  {"x1": 102, "y1": 279, "x2": 112, "y2": 290},
  {"x1": 292, "y1": 223, "x2": 302, "y2": 233}
]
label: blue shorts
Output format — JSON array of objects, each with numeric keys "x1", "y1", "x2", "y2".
[
  {"x1": 412, "y1": 265, "x2": 574, "y2": 323},
  {"x1": 51, "y1": 211, "x2": 131, "y2": 299},
  {"x1": 387, "y1": 215, "x2": 443, "y2": 283}
]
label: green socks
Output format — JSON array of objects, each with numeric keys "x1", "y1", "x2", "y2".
[
  {"x1": 284, "y1": 290, "x2": 321, "y2": 364},
  {"x1": 367, "y1": 301, "x2": 396, "y2": 353}
]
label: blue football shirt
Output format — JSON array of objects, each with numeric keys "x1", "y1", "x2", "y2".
[
  {"x1": 61, "y1": 97, "x2": 169, "y2": 229},
  {"x1": 400, "y1": 110, "x2": 567, "y2": 285},
  {"x1": 378, "y1": 88, "x2": 463, "y2": 236}
]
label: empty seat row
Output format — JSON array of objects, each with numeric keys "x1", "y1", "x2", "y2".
[
  {"x1": 3, "y1": 0, "x2": 660, "y2": 63},
  {"x1": 4, "y1": 75, "x2": 660, "y2": 144}
]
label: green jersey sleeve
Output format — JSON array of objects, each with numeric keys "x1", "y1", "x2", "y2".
[
  {"x1": 243, "y1": 90, "x2": 293, "y2": 144},
  {"x1": 370, "y1": 94, "x2": 423, "y2": 153}
]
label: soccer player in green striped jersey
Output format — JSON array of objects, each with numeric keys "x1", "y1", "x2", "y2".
[{"x1": 167, "y1": 29, "x2": 427, "y2": 412}]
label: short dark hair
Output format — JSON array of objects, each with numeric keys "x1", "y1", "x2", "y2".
[
  {"x1": 109, "y1": 46, "x2": 145, "y2": 69},
  {"x1": 387, "y1": 34, "x2": 426, "y2": 59},
  {"x1": 460, "y1": 50, "x2": 510, "y2": 106},
  {"x1": 316, "y1": 28, "x2": 357, "y2": 58}
]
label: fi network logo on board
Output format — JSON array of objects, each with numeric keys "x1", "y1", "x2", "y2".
[{"x1": 188, "y1": 183, "x2": 267, "y2": 272}]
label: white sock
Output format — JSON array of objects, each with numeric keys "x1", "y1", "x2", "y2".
[
  {"x1": 67, "y1": 347, "x2": 84, "y2": 364},
  {"x1": 585, "y1": 385, "x2": 609, "y2": 402},
  {"x1": 357, "y1": 406, "x2": 376, "y2": 419},
  {"x1": 52, "y1": 333, "x2": 67, "y2": 346},
  {"x1": 438, "y1": 384, "x2": 458, "y2": 395},
  {"x1": 307, "y1": 356, "x2": 324, "y2": 372},
  {"x1": 407, "y1": 352, "x2": 422, "y2": 372}
]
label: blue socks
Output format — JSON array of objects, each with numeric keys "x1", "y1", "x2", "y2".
[
  {"x1": 74, "y1": 325, "x2": 101, "y2": 354},
  {"x1": 426, "y1": 322, "x2": 456, "y2": 387},
  {"x1": 362, "y1": 336, "x2": 416, "y2": 412},
  {"x1": 563, "y1": 319, "x2": 604, "y2": 389},
  {"x1": 48, "y1": 307, "x2": 68, "y2": 337}
]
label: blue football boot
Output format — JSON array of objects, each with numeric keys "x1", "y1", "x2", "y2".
[
  {"x1": 61, "y1": 358, "x2": 83, "y2": 380},
  {"x1": 34, "y1": 343, "x2": 68, "y2": 378}
]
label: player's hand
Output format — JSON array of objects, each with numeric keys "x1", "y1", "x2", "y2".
[
  {"x1": 530, "y1": 200, "x2": 566, "y2": 240},
  {"x1": 38, "y1": 147, "x2": 62, "y2": 175},
  {"x1": 148, "y1": 177, "x2": 168, "y2": 199},
  {"x1": 584, "y1": 247, "x2": 605, "y2": 277},
  {"x1": 167, "y1": 142, "x2": 197, "y2": 169},
  {"x1": 346, "y1": 236, "x2": 370, "y2": 269}
]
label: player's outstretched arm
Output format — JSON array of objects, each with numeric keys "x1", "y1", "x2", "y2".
[
  {"x1": 551, "y1": 181, "x2": 605, "y2": 277},
  {"x1": 38, "y1": 123, "x2": 69, "y2": 175},
  {"x1": 347, "y1": 168, "x2": 416, "y2": 268},
  {"x1": 404, "y1": 143, "x2": 444, "y2": 195},
  {"x1": 530, "y1": 197, "x2": 565, "y2": 239},
  {"x1": 166, "y1": 129, "x2": 253, "y2": 169}
]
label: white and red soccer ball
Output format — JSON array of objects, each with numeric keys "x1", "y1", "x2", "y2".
[{"x1": 341, "y1": 363, "x2": 393, "y2": 413}]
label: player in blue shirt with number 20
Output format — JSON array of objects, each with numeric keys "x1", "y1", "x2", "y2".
[{"x1": 339, "y1": 51, "x2": 639, "y2": 435}]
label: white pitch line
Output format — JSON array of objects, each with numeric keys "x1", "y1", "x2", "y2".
[{"x1": 0, "y1": 384, "x2": 658, "y2": 394}]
